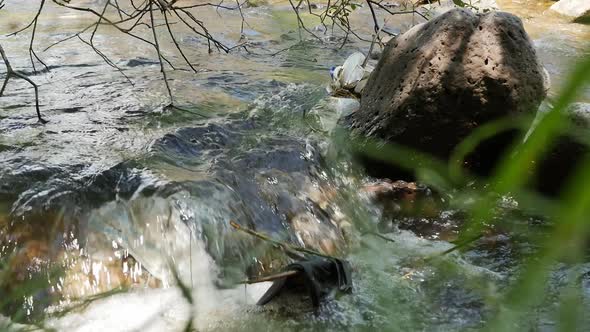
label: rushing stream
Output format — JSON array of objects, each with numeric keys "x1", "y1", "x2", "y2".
[{"x1": 1, "y1": 0, "x2": 589, "y2": 331}]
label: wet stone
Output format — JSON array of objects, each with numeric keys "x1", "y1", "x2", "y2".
[
  {"x1": 124, "y1": 57, "x2": 160, "y2": 67},
  {"x1": 362, "y1": 180, "x2": 457, "y2": 240},
  {"x1": 0, "y1": 111, "x2": 349, "y2": 300}
]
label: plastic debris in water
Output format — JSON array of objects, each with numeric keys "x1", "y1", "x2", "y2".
[
  {"x1": 327, "y1": 52, "x2": 374, "y2": 97},
  {"x1": 256, "y1": 257, "x2": 353, "y2": 308}
]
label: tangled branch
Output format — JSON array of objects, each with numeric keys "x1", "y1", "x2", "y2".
[
  {"x1": 0, "y1": 0, "x2": 238, "y2": 111},
  {"x1": 0, "y1": 0, "x2": 430, "y2": 121},
  {"x1": 287, "y1": 0, "x2": 428, "y2": 47}
]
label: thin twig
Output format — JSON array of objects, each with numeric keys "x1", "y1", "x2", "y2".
[
  {"x1": 363, "y1": 231, "x2": 396, "y2": 243},
  {"x1": 369, "y1": 0, "x2": 428, "y2": 21},
  {"x1": 163, "y1": 10, "x2": 199, "y2": 73},
  {"x1": 8, "y1": 0, "x2": 49, "y2": 73},
  {"x1": 0, "y1": 44, "x2": 47, "y2": 123},
  {"x1": 366, "y1": 0, "x2": 380, "y2": 34},
  {"x1": 43, "y1": 24, "x2": 96, "y2": 52},
  {"x1": 240, "y1": 270, "x2": 300, "y2": 284},
  {"x1": 176, "y1": 1, "x2": 235, "y2": 10},
  {"x1": 51, "y1": 0, "x2": 175, "y2": 68},
  {"x1": 362, "y1": 17, "x2": 386, "y2": 67},
  {"x1": 287, "y1": 0, "x2": 323, "y2": 42},
  {"x1": 77, "y1": 35, "x2": 134, "y2": 85},
  {"x1": 235, "y1": 0, "x2": 247, "y2": 37},
  {"x1": 437, "y1": 234, "x2": 484, "y2": 257},
  {"x1": 149, "y1": 0, "x2": 174, "y2": 105},
  {"x1": 111, "y1": 0, "x2": 129, "y2": 19},
  {"x1": 229, "y1": 220, "x2": 336, "y2": 259},
  {"x1": 173, "y1": 7, "x2": 229, "y2": 53}
]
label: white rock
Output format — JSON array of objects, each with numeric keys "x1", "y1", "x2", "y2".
[
  {"x1": 334, "y1": 97, "x2": 361, "y2": 117},
  {"x1": 550, "y1": 0, "x2": 590, "y2": 21},
  {"x1": 422, "y1": 0, "x2": 499, "y2": 17}
]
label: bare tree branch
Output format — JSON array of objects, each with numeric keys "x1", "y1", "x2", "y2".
[
  {"x1": 369, "y1": 0, "x2": 428, "y2": 22},
  {"x1": 111, "y1": 0, "x2": 130, "y2": 19},
  {"x1": 163, "y1": 9, "x2": 199, "y2": 73},
  {"x1": 288, "y1": 0, "x2": 322, "y2": 42},
  {"x1": 366, "y1": 0, "x2": 380, "y2": 33},
  {"x1": 0, "y1": 44, "x2": 47, "y2": 123},
  {"x1": 43, "y1": 24, "x2": 96, "y2": 52},
  {"x1": 175, "y1": 2, "x2": 237, "y2": 10},
  {"x1": 7, "y1": 0, "x2": 49, "y2": 73},
  {"x1": 51, "y1": 0, "x2": 177, "y2": 67},
  {"x1": 172, "y1": 6, "x2": 229, "y2": 53},
  {"x1": 148, "y1": 0, "x2": 174, "y2": 104},
  {"x1": 1, "y1": 0, "x2": 430, "y2": 122}
]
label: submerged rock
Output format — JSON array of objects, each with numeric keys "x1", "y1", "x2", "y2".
[
  {"x1": 346, "y1": 9, "x2": 546, "y2": 179},
  {"x1": 363, "y1": 180, "x2": 443, "y2": 220},
  {"x1": 550, "y1": 0, "x2": 590, "y2": 23},
  {"x1": 531, "y1": 103, "x2": 590, "y2": 197},
  {"x1": 1, "y1": 116, "x2": 349, "y2": 293},
  {"x1": 362, "y1": 180, "x2": 459, "y2": 240}
]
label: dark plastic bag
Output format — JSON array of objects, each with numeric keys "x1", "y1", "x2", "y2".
[{"x1": 257, "y1": 257, "x2": 353, "y2": 308}]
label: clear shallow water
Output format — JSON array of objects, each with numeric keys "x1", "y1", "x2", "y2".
[
  {"x1": 496, "y1": 0, "x2": 590, "y2": 102},
  {"x1": 0, "y1": 0, "x2": 589, "y2": 331}
]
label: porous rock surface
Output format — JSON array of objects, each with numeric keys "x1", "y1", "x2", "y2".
[{"x1": 347, "y1": 8, "x2": 547, "y2": 177}]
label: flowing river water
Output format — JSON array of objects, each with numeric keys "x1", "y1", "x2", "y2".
[{"x1": 0, "y1": 0, "x2": 589, "y2": 331}]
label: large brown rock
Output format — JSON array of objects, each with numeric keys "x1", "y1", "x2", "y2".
[{"x1": 347, "y1": 9, "x2": 547, "y2": 179}]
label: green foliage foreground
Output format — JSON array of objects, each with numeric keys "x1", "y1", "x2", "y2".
[
  {"x1": 350, "y1": 52, "x2": 590, "y2": 330},
  {"x1": 0, "y1": 0, "x2": 589, "y2": 326}
]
